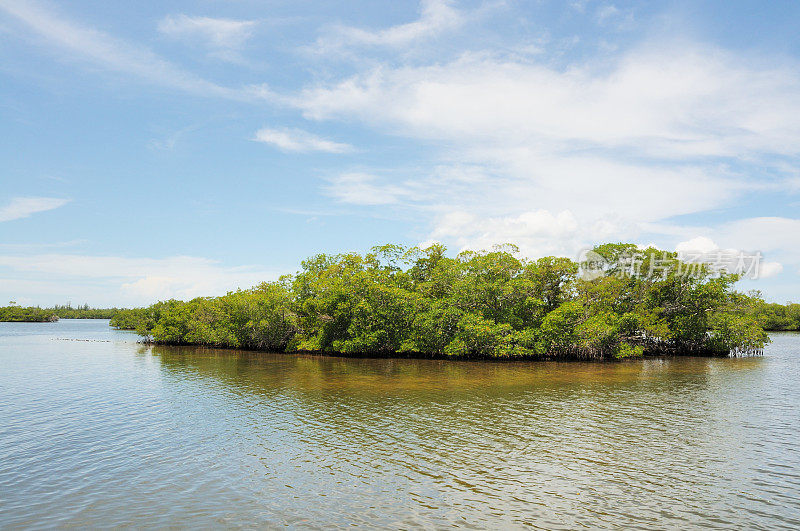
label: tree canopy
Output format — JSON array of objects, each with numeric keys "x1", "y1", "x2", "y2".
[
  {"x1": 110, "y1": 243, "x2": 773, "y2": 360},
  {"x1": 0, "y1": 304, "x2": 121, "y2": 321},
  {"x1": 0, "y1": 306, "x2": 58, "y2": 322}
]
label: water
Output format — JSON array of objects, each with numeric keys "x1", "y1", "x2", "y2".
[{"x1": 1, "y1": 320, "x2": 799, "y2": 529}]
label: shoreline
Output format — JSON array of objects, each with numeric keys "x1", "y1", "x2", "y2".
[{"x1": 142, "y1": 339, "x2": 761, "y2": 362}]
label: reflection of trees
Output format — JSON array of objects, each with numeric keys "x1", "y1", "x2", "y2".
[
  {"x1": 148, "y1": 343, "x2": 676, "y2": 396},
  {"x1": 130, "y1": 342, "x2": 771, "y2": 529},
  {"x1": 143, "y1": 344, "x2": 740, "y2": 453}
]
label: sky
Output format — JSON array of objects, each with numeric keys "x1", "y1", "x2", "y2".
[{"x1": 1, "y1": 0, "x2": 800, "y2": 307}]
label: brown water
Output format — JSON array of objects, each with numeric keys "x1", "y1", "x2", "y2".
[{"x1": 1, "y1": 320, "x2": 799, "y2": 529}]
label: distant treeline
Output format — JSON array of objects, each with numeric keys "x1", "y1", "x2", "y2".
[
  {"x1": 51, "y1": 305, "x2": 120, "y2": 319},
  {"x1": 109, "y1": 243, "x2": 779, "y2": 360},
  {"x1": 0, "y1": 306, "x2": 58, "y2": 322},
  {"x1": 0, "y1": 304, "x2": 121, "y2": 322},
  {"x1": 758, "y1": 303, "x2": 800, "y2": 331}
]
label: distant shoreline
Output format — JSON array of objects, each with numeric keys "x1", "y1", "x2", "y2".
[{"x1": 0, "y1": 307, "x2": 119, "y2": 322}]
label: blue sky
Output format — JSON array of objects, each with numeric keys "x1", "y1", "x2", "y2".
[{"x1": 1, "y1": 0, "x2": 799, "y2": 306}]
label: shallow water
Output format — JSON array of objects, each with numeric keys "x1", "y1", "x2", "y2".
[{"x1": 1, "y1": 319, "x2": 799, "y2": 529}]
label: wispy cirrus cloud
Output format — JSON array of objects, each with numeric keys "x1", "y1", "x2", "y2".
[
  {"x1": 325, "y1": 173, "x2": 414, "y2": 205},
  {"x1": 596, "y1": 3, "x2": 634, "y2": 29},
  {"x1": 0, "y1": 0, "x2": 239, "y2": 98},
  {"x1": 0, "y1": 197, "x2": 69, "y2": 222},
  {"x1": 311, "y1": 0, "x2": 465, "y2": 54},
  {"x1": 159, "y1": 14, "x2": 256, "y2": 49},
  {"x1": 158, "y1": 14, "x2": 257, "y2": 62},
  {"x1": 253, "y1": 127, "x2": 353, "y2": 153}
]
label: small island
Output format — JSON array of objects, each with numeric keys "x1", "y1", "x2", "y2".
[
  {"x1": 0, "y1": 305, "x2": 58, "y2": 322},
  {"x1": 0, "y1": 303, "x2": 121, "y2": 322},
  {"x1": 102, "y1": 242, "x2": 798, "y2": 361}
]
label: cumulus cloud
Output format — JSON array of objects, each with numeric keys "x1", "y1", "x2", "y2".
[
  {"x1": 716, "y1": 217, "x2": 800, "y2": 255},
  {"x1": 675, "y1": 235, "x2": 784, "y2": 279},
  {"x1": 319, "y1": 154, "x2": 740, "y2": 258},
  {"x1": 431, "y1": 209, "x2": 582, "y2": 256},
  {"x1": 424, "y1": 208, "x2": 642, "y2": 258},
  {"x1": 253, "y1": 127, "x2": 353, "y2": 153},
  {"x1": 759, "y1": 262, "x2": 784, "y2": 278},
  {"x1": 290, "y1": 39, "x2": 800, "y2": 260},
  {"x1": 0, "y1": 197, "x2": 69, "y2": 222},
  {"x1": 295, "y1": 46, "x2": 800, "y2": 158},
  {"x1": 675, "y1": 236, "x2": 719, "y2": 255},
  {"x1": 4, "y1": 0, "x2": 798, "y2": 297}
]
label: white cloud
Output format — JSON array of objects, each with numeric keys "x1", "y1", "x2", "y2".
[
  {"x1": 289, "y1": 40, "x2": 800, "y2": 261},
  {"x1": 425, "y1": 208, "x2": 642, "y2": 258},
  {"x1": 325, "y1": 165, "x2": 496, "y2": 208},
  {"x1": 159, "y1": 15, "x2": 256, "y2": 48},
  {"x1": 253, "y1": 127, "x2": 353, "y2": 153},
  {"x1": 295, "y1": 47, "x2": 800, "y2": 159},
  {"x1": 596, "y1": 4, "x2": 634, "y2": 29},
  {"x1": 596, "y1": 4, "x2": 620, "y2": 23},
  {"x1": 675, "y1": 234, "x2": 785, "y2": 279},
  {"x1": 0, "y1": 239, "x2": 86, "y2": 251},
  {"x1": 312, "y1": 0, "x2": 464, "y2": 53},
  {"x1": 716, "y1": 217, "x2": 800, "y2": 255},
  {"x1": 318, "y1": 154, "x2": 740, "y2": 257},
  {"x1": 431, "y1": 209, "x2": 583, "y2": 256},
  {"x1": 0, "y1": 254, "x2": 282, "y2": 306},
  {"x1": 570, "y1": 1, "x2": 590, "y2": 14},
  {"x1": 158, "y1": 14, "x2": 256, "y2": 62},
  {"x1": 759, "y1": 262, "x2": 784, "y2": 278},
  {"x1": 675, "y1": 236, "x2": 719, "y2": 254},
  {"x1": 702, "y1": 217, "x2": 800, "y2": 281},
  {"x1": 326, "y1": 173, "x2": 414, "y2": 205},
  {"x1": 0, "y1": 0, "x2": 237, "y2": 98},
  {"x1": 0, "y1": 197, "x2": 69, "y2": 222}
]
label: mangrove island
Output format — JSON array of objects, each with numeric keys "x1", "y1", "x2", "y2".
[{"x1": 104, "y1": 242, "x2": 789, "y2": 360}]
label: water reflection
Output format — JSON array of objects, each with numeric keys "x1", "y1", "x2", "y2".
[
  {"x1": 1, "y1": 321, "x2": 798, "y2": 529},
  {"x1": 142, "y1": 343, "x2": 794, "y2": 528}
]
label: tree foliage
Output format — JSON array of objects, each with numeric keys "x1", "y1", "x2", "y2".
[
  {"x1": 0, "y1": 305, "x2": 58, "y2": 322},
  {"x1": 111, "y1": 243, "x2": 776, "y2": 360},
  {"x1": 0, "y1": 304, "x2": 122, "y2": 322},
  {"x1": 51, "y1": 304, "x2": 120, "y2": 319}
]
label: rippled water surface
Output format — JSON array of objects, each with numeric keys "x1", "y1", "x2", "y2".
[{"x1": 1, "y1": 320, "x2": 800, "y2": 529}]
